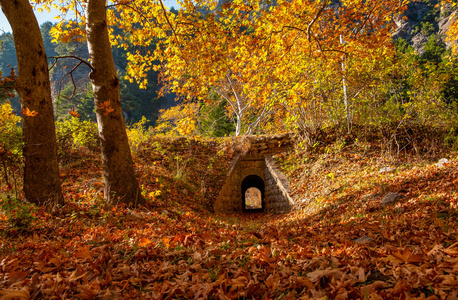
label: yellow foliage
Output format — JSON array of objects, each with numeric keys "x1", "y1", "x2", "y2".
[
  {"x1": 0, "y1": 101, "x2": 22, "y2": 155},
  {"x1": 440, "y1": 1, "x2": 458, "y2": 55},
  {"x1": 55, "y1": 116, "x2": 99, "y2": 151},
  {"x1": 0, "y1": 101, "x2": 21, "y2": 136},
  {"x1": 176, "y1": 116, "x2": 197, "y2": 136},
  {"x1": 49, "y1": 19, "x2": 86, "y2": 44},
  {"x1": 126, "y1": 116, "x2": 152, "y2": 153},
  {"x1": 447, "y1": 12, "x2": 458, "y2": 55},
  {"x1": 42, "y1": 0, "x2": 421, "y2": 135},
  {"x1": 154, "y1": 103, "x2": 199, "y2": 137},
  {"x1": 111, "y1": 0, "x2": 410, "y2": 135}
]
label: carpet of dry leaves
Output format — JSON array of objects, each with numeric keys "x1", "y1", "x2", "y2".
[{"x1": 0, "y1": 136, "x2": 457, "y2": 299}]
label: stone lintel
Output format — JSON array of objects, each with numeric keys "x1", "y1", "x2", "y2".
[{"x1": 241, "y1": 154, "x2": 265, "y2": 161}]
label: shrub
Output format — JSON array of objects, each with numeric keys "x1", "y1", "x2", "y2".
[
  {"x1": 420, "y1": 21, "x2": 435, "y2": 36},
  {"x1": 0, "y1": 195, "x2": 37, "y2": 230},
  {"x1": 55, "y1": 116, "x2": 99, "y2": 160},
  {"x1": 126, "y1": 116, "x2": 152, "y2": 153},
  {"x1": 0, "y1": 101, "x2": 22, "y2": 156},
  {"x1": 444, "y1": 128, "x2": 458, "y2": 151},
  {"x1": 0, "y1": 101, "x2": 22, "y2": 194},
  {"x1": 154, "y1": 103, "x2": 199, "y2": 137}
]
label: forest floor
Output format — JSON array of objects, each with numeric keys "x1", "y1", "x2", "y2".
[{"x1": 0, "y1": 134, "x2": 457, "y2": 299}]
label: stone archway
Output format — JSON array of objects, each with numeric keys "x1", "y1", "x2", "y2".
[
  {"x1": 241, "y1": 175, "x2": 265, "y2": 211},
  {"x1": 214, "y1": 154, "x2": 295, "y2": 214},
  {"x1": 214, "y1": 134, "x2": 295, "y2": 213}
]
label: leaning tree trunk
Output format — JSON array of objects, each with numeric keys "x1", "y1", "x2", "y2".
[
  {"x1": 0, "y1": 0, "x2": 63, "y2": 205},
  {"x1": 85, "y1": 0, "x2": 143, "y2": 206}
]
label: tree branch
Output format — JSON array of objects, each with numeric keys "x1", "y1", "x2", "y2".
[
  {"x1": 56, "y1": 61, "x2": 84, "y2": 102},
  {"x1": 48, "y1": 55, "x2": 95, "y2": 72},
  {"x1": 107, "y1": 2, "x2": 160, "y2": 28},
  {"x1": 47, "y1": 56, "x2": 93, "y2": 108},
  {"x1": 158, "y1": 0, "x2": 180, "y2": 45},
  {"x1": 307, "y1": 1, "x2": 328, "y2": 42}
]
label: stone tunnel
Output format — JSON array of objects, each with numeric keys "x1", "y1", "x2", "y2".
[{"x1": 214, "y1": 135, "x2": 295, "y2": 214}]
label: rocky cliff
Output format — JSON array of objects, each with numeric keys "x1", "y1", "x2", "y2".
[
  {"x1": 216, "y1": 0, "x2": 457, "y2": 55},
  {"x1": 393, "y1": 0, "x2": 457, "y2": 54}
]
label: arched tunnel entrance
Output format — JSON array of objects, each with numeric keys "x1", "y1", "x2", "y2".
[
  {"x1": 241, "y1": 175, "x2": 265, "y2": 211},
  {"x1": 215, "y1": 152, "x2": 294, "y2": 214}
]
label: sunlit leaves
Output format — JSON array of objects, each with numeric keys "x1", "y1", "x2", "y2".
[
  {"x1": 440, "y1": 0, "x2": 458, "y2": 55},
  {"x1": 69, "y1": 109, "x2": 80, "y2": 118},
  {"x1": 96, "y1": 100, "x2": 115, "y2": 116},
  {"x1": 34, "y1": 0, "x2": 86, "y2": 43},
  {"x1": 176, "y1": 116, "x2": 197, "y2": 136},
  {"x1": 21, "y1": 107, "x2": 38, "y2": 117},
  {"x1": 36, "y1": 0, "x2": 455, "y2": 139},
  {"x1": 118, "y1": 0, "x2": 410, "y2": 135},
  {"x1": 113, "y1": 0, "x2": 280, "y2": 135},
  {"x1": 154, "y1": 103, "x2": 199, "y2": 136},
  {"x1": 257, "y1": 0, "x2": 410, "y2": 134},
  {"x1": 0, "y1": 101, "x2": 21, "y2": 132}
]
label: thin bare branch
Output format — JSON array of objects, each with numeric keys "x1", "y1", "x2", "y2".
[
  {"x1": 57, "y1": 61, "x2": 82, "y2": 102},
  {"x1": 48, "y1": 55, "x2": 95, "y2": 72},
  {"x1": 107, "y1": 2, "x2": 160, "y2": 28},
  {"x1": 48, "y1": 56, "x2": 92, "y2": 105},
  {"x1": 0, "y1": 30, "x2": 13, "y2": 40}
]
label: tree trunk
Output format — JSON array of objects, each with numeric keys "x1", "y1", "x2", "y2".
[
  {"x1": 85, "y1": 0, "x2": 143, "y2": 206},
  {"x1": 340, "y1": 35, "x2": 351, "y2": 133},
  {"x1": 0, "y1": 0, "x2": 63, "y2": 205},
  {"x1": 235, "y1": 113, "x2": 242, "y2": 136}
]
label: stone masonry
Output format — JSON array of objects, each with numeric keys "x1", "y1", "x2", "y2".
[
  {"x1": 264, "y1": 156, "x2": 295, "y2": 213},
  {"x1": 214, "y1": 134, "x2": 295, "y2": 213}
]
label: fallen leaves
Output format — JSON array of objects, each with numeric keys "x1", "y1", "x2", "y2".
[
  {"x1": 391, "y1": 247, "x2": 424, "y2": 264},
  {"x1": 0, "y1": 288, "x2": 30, "y2": 300},
  {"x1": 307, "y1": 268, "x2": 345, "y2": 283},
  {"x1": 444, "y1": 242, "x2": 458, "y2": 256},
  {"x1": 360, "y1": 280, "x2": 390, "y2": 297},
  {"x1": 0, "y1": 137, "x2": 457, "y2": 298}
]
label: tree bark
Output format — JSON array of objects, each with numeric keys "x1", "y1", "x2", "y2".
[
  {"x1": 340, "y1": 35, "x2": 351, "y2": 134},
  {"x1": 0, "y1": 0, "x2": 63, "y2": 205},
  {"x1": 85, "y1": 0, "x2": 143, "y2": 206}
]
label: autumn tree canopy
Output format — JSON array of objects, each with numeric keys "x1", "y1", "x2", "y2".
[
  {"x1": 100, "y1": 0, "x2": 414, "y2": 136},
  {"x1": 36, "y1": 0, "x2": 458, "y2": 138},
  {"x1": 17, "y1": 0, "x2": 455, "y2": 144}
]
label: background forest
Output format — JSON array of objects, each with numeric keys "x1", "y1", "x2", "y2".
[{"x1": 0, "y1": 0, "x2": 457, "y2": 141}]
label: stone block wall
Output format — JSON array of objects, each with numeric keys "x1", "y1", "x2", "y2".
[
  {"x1": 264, "y1": 156, "x2": 294, "y2": 213},
  {"x1": 244, "y1": 133, "x2": 293, "y2": 154}
]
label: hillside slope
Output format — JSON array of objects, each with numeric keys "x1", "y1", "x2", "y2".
[{"x1": 1, "y1": 135, "x2": 457, "y2": 298}]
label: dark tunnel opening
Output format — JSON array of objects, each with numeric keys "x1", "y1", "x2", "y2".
[{"x1": 241, "y1": 175, "x2": 265, "y2": 211}]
